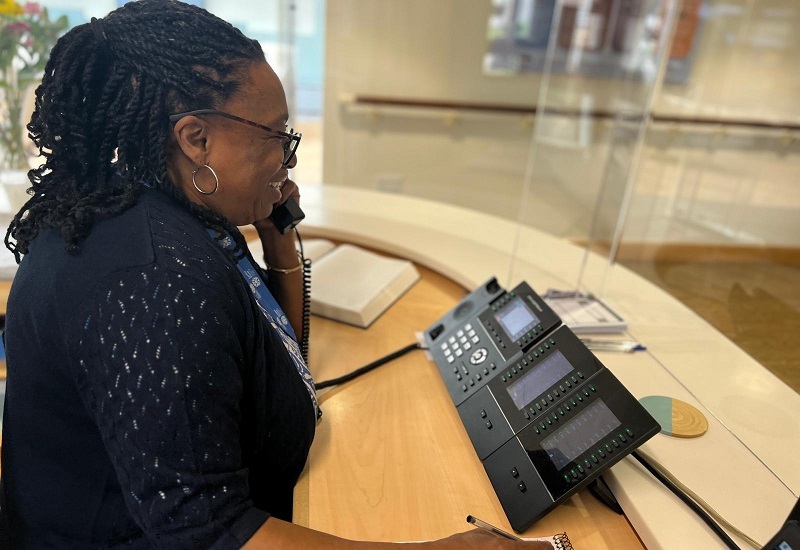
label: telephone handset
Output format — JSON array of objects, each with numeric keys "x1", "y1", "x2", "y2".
[
  {"x1": 269, "y1": 196, "x2": 306, "y2": 234},
  {"x1": 425, "y1": 278, "x2": 659, "y2": 533}
]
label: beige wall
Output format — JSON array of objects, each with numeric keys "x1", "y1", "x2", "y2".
[{"x1": 323, "y1": 0, "x2": 800, "y2": 247}]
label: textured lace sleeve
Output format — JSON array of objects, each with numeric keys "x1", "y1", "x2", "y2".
[{"x1": 66, "y1": 264, "x2": 267, "y2": 548}]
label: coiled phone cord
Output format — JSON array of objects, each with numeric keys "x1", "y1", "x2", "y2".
[{"x1": 294, "y1": 227, "x2": 312, "y2": 365}]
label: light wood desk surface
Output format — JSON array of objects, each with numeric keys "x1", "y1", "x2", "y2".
[{"x1": 295, "y1": 263, "x2": 643, "y2": 548}]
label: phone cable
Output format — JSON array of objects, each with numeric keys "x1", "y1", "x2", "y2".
[
  {"x1": 294, "y1": 227, "x2": 312, "y2": 365},
  {"x1": 631, "y1": 450, "x2": 749, "y2": 550},
  {"x1": 315, "y1": 342, "x2": 423, "y2": 390}
]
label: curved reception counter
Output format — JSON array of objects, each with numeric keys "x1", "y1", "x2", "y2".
[{"x1": 296, "y1": 184, "x2": 799, "y2": 549}]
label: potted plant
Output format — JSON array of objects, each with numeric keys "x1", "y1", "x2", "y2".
[{"x1": 1, "y1": 0, "x2": 68, "y2": 175}]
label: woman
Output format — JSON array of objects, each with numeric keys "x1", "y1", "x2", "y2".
[{"x1": 0, "y1": 1, "x2": 549, "y2": 548}]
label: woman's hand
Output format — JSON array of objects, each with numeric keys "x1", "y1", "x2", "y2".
[
  {"x1": 422, "y1": 530, "x2": 554, "y2": 549},
  {"x1": 253, "y1": 177, "x2": 300, "y2": 236},
  {"x1": 251, "y1": 177, "x2": 305, "y2": 342}
]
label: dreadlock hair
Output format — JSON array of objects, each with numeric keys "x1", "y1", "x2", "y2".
[{"x1": 4, "y1": 0, "x2": 267, "y2": 262}]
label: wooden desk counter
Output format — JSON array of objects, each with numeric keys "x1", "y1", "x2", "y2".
[
  {"x1": 296, "y1": 184, "x2": 797, "y2": 548},
  {"x1": 296, "y1": 265, "x2": 643, "y2": 548}
]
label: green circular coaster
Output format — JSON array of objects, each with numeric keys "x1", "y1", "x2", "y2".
[{"x1": 639, "y1": 395, "x2": 708, "y2": 438}]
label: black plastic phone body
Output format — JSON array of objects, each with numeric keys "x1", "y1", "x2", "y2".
[
  {"x1": 270, "y1": 197, "x2": 305, "y2": 234},
  {"x1": 425, "y1": 278, "x2": 660, "y2": 533}
]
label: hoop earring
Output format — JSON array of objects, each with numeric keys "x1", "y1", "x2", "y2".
[{"x1": 192, "y1": 164, "x2": 219, "y2": 195}]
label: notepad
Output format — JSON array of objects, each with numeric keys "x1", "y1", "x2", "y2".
[
  {"x1": 543, "y1": 290, "x2": 627, "y2": 334},
  {"x1": 247, "y1": 238, "x2": 420, "y2": 328},
  {"x1": 529, "y1": 532, "x2": 573, "y2": 549}
]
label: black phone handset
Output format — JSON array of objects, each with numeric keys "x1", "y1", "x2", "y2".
[{"x1": 269, "y1": 196, "x2": 306, "y2": 235}]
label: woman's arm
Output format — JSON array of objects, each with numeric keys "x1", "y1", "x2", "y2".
[
  {"x1": 254, "y1": 179, "x2": 305, "y2": 342},
  {"x1": 244, "y1": 517, "x2": 554, "y2": 550}
]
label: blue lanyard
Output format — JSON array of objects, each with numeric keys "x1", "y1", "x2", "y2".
[{"x1": 210, "y1": 231, "x2": 319, "y2": 419}]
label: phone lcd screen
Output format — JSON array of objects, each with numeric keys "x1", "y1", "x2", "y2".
[
  {"x1": 494, "y1": 297, "x2": 539, "y2": 341},
  {"x1": 506, "y1": 350, "x2": 573, "y2": 409},
  {"x1": 541, "y1": 399, "x2": 621, "y2": 471}
]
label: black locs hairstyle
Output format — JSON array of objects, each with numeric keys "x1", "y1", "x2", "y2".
[{"x1": 4, "y1": 0, "x2": 266, "y2": 261}]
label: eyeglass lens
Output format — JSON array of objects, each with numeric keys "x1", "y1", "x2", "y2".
[{"x1": 283, "y1": 131, "x2": 300, "y2": 166}]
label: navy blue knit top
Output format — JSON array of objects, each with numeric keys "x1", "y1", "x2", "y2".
[{"x1": 0, "y1": 189, "x2": 316, "y2": 548}]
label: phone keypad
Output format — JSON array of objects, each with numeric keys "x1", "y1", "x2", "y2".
[{"x1": 441, "y1": 323, "x2": 481, "y2": 364}]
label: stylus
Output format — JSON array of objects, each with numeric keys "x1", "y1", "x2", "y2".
[{"x1": 466, "y1": 515, "x2": 522, "y2": 541}]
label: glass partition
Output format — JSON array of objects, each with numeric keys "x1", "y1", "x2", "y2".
[
  {"x1": 614, "y1": 0, "x2": 800, "y2": 394},
  {"x1": 320, "y1": 0, "x2": 799, "y2": 396}
]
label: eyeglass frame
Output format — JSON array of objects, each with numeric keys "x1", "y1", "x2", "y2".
[{"x1": 168, "y1": 108, "x2": 301, "y2": 167}]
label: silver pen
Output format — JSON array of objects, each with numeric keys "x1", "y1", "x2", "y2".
[{"x1": 466, "y1": 515, "x2": 523, "y2": 541}]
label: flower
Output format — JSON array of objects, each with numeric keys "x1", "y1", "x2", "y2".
[
  {"x1": 23, "y1": 2, "x2": 41, "y2": 16},
  {"x1": 0, "y1": 0, "x2": 68, "y2": 170},
  {"x1": 0, "y1": 0, "x2": 24, "y2": 16},
  {"x1": 5, "y1": 20, "x2": 30, "y2": 32}
]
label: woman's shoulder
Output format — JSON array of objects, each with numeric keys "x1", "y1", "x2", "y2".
[
  {"x1": 137, "y1": 189, "x2": 244, "y2": 284},
  {"x1": 19, "y1": 189, "x2": 247, "y2": 317},
  {"x1": 76, "y1": 188, "x2": 234, "y2": 273}
]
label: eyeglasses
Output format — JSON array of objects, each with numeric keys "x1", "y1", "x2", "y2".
[{"x1": 168, "y1": 108, "x2": 302, "y2": 167}]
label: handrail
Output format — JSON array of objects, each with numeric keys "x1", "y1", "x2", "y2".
[{"x1": 352, "y1": 94, "x2": 800, "y2": 132}]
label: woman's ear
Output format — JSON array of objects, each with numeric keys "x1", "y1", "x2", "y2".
[{"x1": 171, "y1": 116, "x2": 209, "y2": 166}]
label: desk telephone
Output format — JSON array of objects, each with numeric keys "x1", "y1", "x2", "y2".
[{"x1": 425, "y1": 278, "x2": 660, "y2": 533}]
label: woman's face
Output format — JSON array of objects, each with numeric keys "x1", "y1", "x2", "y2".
[{"x1": 174, "y1": 61, "x2": 297, "y2": 227}]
